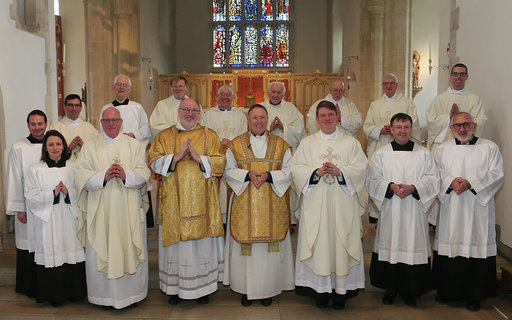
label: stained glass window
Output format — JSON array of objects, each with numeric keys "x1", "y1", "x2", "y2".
[
  {"x1": 244, "y1": 25, "x2": 257, "y2": 67},
  {"x1": 260, "y1": 0, "x2": 273, "y2": 21},
  {"x1": 229, "y1": 26, "x2": 242, "y2": 67},
  {"x1": 212, "y1": 0, "x2": 291, "y2": 69},
  {"x1": 244, "y1": 0, "x2": 257, "y2": 21},
  {"x1": 213, "y1": 25, "x2": 226, "y2": 68},
  {"x1": 276, "y1": 0, "x2": 289, "y2": 21},
  {"x1": 229, "y1": 0, "x2": 242, "y2": 21},
  {"x1": 276, "y1": 25, "x2": 289, "y2": 67},
  {"x1": 213, "y1": 0, "x2": 226, "y2": 21}
]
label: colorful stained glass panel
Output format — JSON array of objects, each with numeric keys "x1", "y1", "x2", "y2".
[
  {"x1": 213, "y1": 25, "x2": 226, "y2": 68},
  {"x1": 260, "y1": 24, "x2": 273, "y2": 67},
  {"x1": 229, "y1": 25, "x2": 242, "y2": 67},
  {"x1": 260, "y1": 0, "x2": 273, "y2": 21},
  {"x1": 213, "y1": 0, "x2": 226, "y2": 21},
  {"x1": 244, "y1": 0, "x2": 257, "y2": 20},
  {"x1": 276, "y1": 25, "x2": 289, "y2": 67},
  {"x1": 276, "y1": 0, "x2": 289, "y2": 21},
  {"x1": 229, "y1": 0, "x2": 242, "y2": 21},
  {"x1": 244, "y1": 25, "x2": 257, "y2": 67}
]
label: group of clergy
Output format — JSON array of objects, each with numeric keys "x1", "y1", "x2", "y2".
[{"x1": 4, "y1": 63, "x2": 504, "y2": 313}]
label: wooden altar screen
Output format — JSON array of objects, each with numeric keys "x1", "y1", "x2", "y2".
[{"x1": 158, "y1": 70, "x2": 346, "y2": 128}]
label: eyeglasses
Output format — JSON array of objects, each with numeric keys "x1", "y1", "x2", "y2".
[
  {"x1": 218, "y1": 92, "x2": 232, "y2": 97},
  {"x1": 331, "y1": 88, "x2": 344, "y2": 93},
  {"x1": 451, "y1": 72, "x2": 467, "y2": 77},
  {"x1": 451, "y1": 122, "x2": 473, "y2": 130},
  {"x1": 65, "y1": 103, "x2": 81, "y2": 108},
  {"x1": 382, "y1": 81, "x2": 396, "y2": 86},
  {"x1": 114, "y1": 82, "x2": 130, "y2": 88},
  {"x1": 179, "y1": 107, "x2": 200, "y2": 114},
  {"x1": 101, "y1": 118, "x2": 121, "y2": 124}
]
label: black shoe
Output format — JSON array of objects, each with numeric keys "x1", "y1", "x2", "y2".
[
  {"x1": 260, "y1": 298, "x2": 272, "y2": 306},
  {"x1": 241, "y1": 294, "x2": 252, "y2": 306},
  {"x1": 315, "y1": 292, "x2": 330, "y2": 309},
  {"x1": 332, "y1": 294, "x2": 346, "y2": 310},
  {"x1": 50, "y1": 301, "x2": 62, "y2": 308},
  {"x1": 127, "y1": 302, "x2": 138, "y2": 309},
  {"x1": 403, "y1": 296, "x2": 416, "y2": 307},
  {"x1": 168, "y1": 295, "x2": 181, "y2": 305},
  {"x1": 101, "y1": 305, "x2": 114, "y2": 310},
  {"x1": 197, "y1": 295, "x2": 210, "y2": 305},
  {"x1": 466, "y1": 301, "x2": 480, "y2": 312},
  {"x1": 382, "y1": 293, "x2": 395, "y2": 305},
  {"x1": 435, "y1": 295, "x2": 448, "y2": 303}
]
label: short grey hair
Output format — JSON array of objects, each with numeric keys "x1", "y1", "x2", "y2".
[
  {"x1": 268, "y1": 81, "x2": 286, "y2": 95},
  {"x1": 216, "y1": 85, "x2": 235, "y2": 97},
  {"x1": 450, "y1": 111, "x2": 475, "y2": 125},
  {"x1": 382, "y1": 73, "x2": 398, "y2": 83},
  {"x1": 113, "y1": 74, "x2": 132, "y2": 87}
]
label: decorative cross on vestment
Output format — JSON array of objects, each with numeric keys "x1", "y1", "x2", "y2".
[
  {"x1": 218, "y1": 120, "x2": 235, "y2": 139},
  {"x1": 380, "y1": 110, "x2": 392, "y2": 126},
  {"x1": 320, "y1": 146, "x2": 341, "y2": 185},
  {"x1": 180, "y1": 259, "x2": 193, "y2": 274},
  {"x1": 200, "y1": 257, "x2": 210, "y2": 271}
]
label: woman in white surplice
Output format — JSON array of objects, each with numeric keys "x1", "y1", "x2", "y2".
[{"x1": 25, "y1": 130, "x2": 86, "y2": 306}]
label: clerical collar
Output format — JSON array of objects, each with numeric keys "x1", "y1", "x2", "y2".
[
  {"x1": 329, "y1": 94, "x2": 342, "y2": 105},
  {"x1": 218, "y1": 106, "x2": 232, "y2": 111},
  {"x1": 65, "y1": 116, "x2": 81, "y2": 126},
  {"x1": 112, "y1": 98, "x2": 129, "y2": 106},
  {"x1": 448, "y1": 87, "x2": 468, "y2": 95},
  {"x1": 269, "y1": 100, "x2": 282, "y2": 106},
  {"x1": 176, "y1": 121, "x2": 198, "y2": 131},
  {"x1": 103, "y1": 132, "x2": 121, "y2": 143},
  {"x1": 383, "y1": 91, "x2": 398, "y2": 102},
  {"x1": 251, "y1": 131, "x2": 266, "y2": 137},
  {"x1": 45, "y1": 157, "x2": 66, "y2": 168},
  {"x1": 27, "y1": 135, "x2": 43, "y2": 144},
  {"x1": 455, "y1": 135, "x2": 478, "y2": 145},
  {"x1": 320, "y1": 129, "x2": 338, "y2": 140},
  {"x1": 391, "y1": 140, "x2": 414, "y2": 151}
]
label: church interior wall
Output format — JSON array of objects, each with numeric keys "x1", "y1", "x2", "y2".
[
  {"x1": 411, "y1": 0, "x2": 439, "y2": 140},
  {"x1": 448, "y1": 0, "x2": 512, "y2": 250},
  {"x1": 340, "y1": 0, "x2": 360, "y2": 105}
]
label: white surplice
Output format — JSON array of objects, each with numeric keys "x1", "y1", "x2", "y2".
[
  {"x1": 366, "y1": 143, "x2": 439, "y2": 264},
  {"x1": 307, "y1": 95, "x2": 362, "y2": 138},
  {"x1": 434, "y1": 138, "x2": 504, "y2": 259},
  {"x1": 222, "y1": 132, "x2": 295, "y2": 299},
  {"x1": 291, "y1": 130, "x2": 367, "y2": 294},
  {"x1": 50, "y1": 116, "x2": 98, "y2": 159},
  {"x1": 5, "y1": 138, "x2": 43, "y2": 250},
  {"x1": 24, "y1": 161, "x2": 85, "y2": 267}
]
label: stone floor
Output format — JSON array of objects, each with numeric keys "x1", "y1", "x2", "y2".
[{"x1": 0, "y1": 215, "x2": 511, "y2": 319}]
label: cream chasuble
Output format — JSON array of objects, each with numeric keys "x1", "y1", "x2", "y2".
[
  {"x1": 307, "y1": 95, "x2": 362, "y2": 138},
  {"x1": 426, "y1": 89, "x2": 487, "y2": 152},
  {"x1": 74, "y1": 134, "x2": 150, "y2": 279},
  {"x1": 291, "y1": 130, "x2": 367, "y2": 277},
  {"x1": 366, "y1": 143, "x2": 439, "y2": 264},
  {"x1": 6, "y1": 138, "x2": 42, "y2": 250},
  {"x1": 363, "y1": 92, "x2": 421, "y2": 159},
  {"x1": 50, "y1": 116, "x2": 98, "y2": 159},
  {"x1": 260, "y1": 100, "x2": 305, "y2": 151},
  {"x1": 434, "y1": 138, "x2": 504, "y2": 259}
]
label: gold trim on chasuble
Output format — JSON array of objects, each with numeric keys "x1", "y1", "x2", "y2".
[
  {"x1": 229, "y1": 132, "x2": 290, "y2": 255},
  {"x1": 159, "y1": 125, "x2": 224, "y2": 247}
]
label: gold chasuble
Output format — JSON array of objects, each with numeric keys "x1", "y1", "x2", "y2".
[
  {"x1": 148, "y1": 124, "x2": 225, "y2": 247},
  {"x1": 229, "y1": 132, "x2": 291, "y2": 244}
]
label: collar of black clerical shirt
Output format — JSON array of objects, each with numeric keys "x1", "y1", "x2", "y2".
[
  {"x1": 27, "y1": 135, "x2": 43, "y2": 144},
  {"x1": 45, "y1": 158, "x2": 66, "y2": 168},
  {"x1": 391, "y1": 140, "x2": 414, "y2": 151},
  {"x1": 111, "y1": 99, "x2": 129, "y2": 106},
  {"x1": 251, "y1": 131, "x2": 265, "y2": 137},
  {"x1": 219, "y1": 106, "x2": 232, "y2": 111},
  {"x1": 455, "y1": 136, "x2": 478, "y2": 145}
]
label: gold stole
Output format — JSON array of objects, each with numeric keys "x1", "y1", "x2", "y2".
[
  {"x1": 149, "y1": 125, "x2": 225, "y2": 247},
  {"x1": 229, "y1": 132, "x2": 290, "y2": 255}
]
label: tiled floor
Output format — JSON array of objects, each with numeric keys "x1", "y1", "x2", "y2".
[{"x1": 0, "y1": 215, "x2": 511, "y2": 319}]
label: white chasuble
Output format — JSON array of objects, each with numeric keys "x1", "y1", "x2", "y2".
[
  {"x1": 6, "y1": 139, "x2": 42, "y2": 250},
  {"x1": 223, "y1": 133, "x2": 295, "y2": 299},
  {"x1": 366, "y1": 143, "x2": 439, "y2": 264},
  {"x1": 291, "y1": 131, "x2": 367, "y2": 278},
  {"x1": 434, "y1": 139, "x2": 504, "y2": 259},
  {"x1": 25, "y1": 161, "x2": 85, "y2": 267}
]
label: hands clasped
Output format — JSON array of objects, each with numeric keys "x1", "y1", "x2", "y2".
[
  {"x1": 270, "y1": 116, "x2": 284, "y2": 131},
  {"x1": 248, "y1": 170, "x2": 269, "y2": 190},
  {"x1": 69, "y1": 136, "x2": 84, "y2": 150},
  {"x1": 317, "y1": 162, "x2": 341, "y2": 177},
  {"x1": 173, "y1": 139, "x2": 202, "y2": 164},
  {"x1": 450, "y1": 177, "x2": 471, "y2": 194},
  {"x1": 105, "y1": 163, "x2": 126, "y2": 182},
  {"x1": 391, "y1": 183, "x2": 415, "y2": 199},
  {"x1": 54, "y1": 180, "x2": 69, "y2": 196}
]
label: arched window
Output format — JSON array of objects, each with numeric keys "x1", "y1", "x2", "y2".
[{"x1": 212, "y1": 0, "x2": 290, "y2": 69}]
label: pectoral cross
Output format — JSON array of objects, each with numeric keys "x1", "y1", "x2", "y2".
[{"x1": 320, "y1": 147, "x2": 341, "y2": 185}]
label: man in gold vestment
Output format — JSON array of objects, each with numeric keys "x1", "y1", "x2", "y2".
[
  {"x1": 223, "y1": 104, "x2": 295, "y2": 307},
  {"x1": 148, "y1": 98, "x2": 226, "y2": 305},
  {"x1": 74, "y1": 107, "x2": 151, "y2": 309}
]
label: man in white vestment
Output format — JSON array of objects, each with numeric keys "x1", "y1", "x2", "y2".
[
  {"x1": 74, "y1": 107, "x2": 151, "y2": 309},
  {"x1": 291, "y1": 101, "x2": 368, "y2": 310},
  {"x1": 307, "y1": 80, "x2": 362, "y2": 138},
  {"x1": 433, "y1": 112, "x2": 504, "y2": 312},
  {"x1": 99, "y1": 74, "x2": 151, "y2": 149},
  {"x1": 6, "y1": 109, "x2": 47, "y2": 298},
  {"x1": 366, "y1": 113, "x2": 439, "y2": 307},
  {"x1": 150, "y1": 76, "x2": 198, "y2": 136},
  {"x1": 223, "y1": 104, "x2": 294, "y2": 307},
  {"x1": 427, "y1": 63, "x2": 487, "y2": 153},
  {"x1": 203, "y1": 85, "x2": 247, "y2": 221},
  {"x1": 50, "y1": 94, "x2": 98, "y2": 159},
  {"x1": 148, "y1": 98, "x2": 225, "y2": 306},
  {"x1": 259, "y1": 81, "x2": 305, "y2": 222}
]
